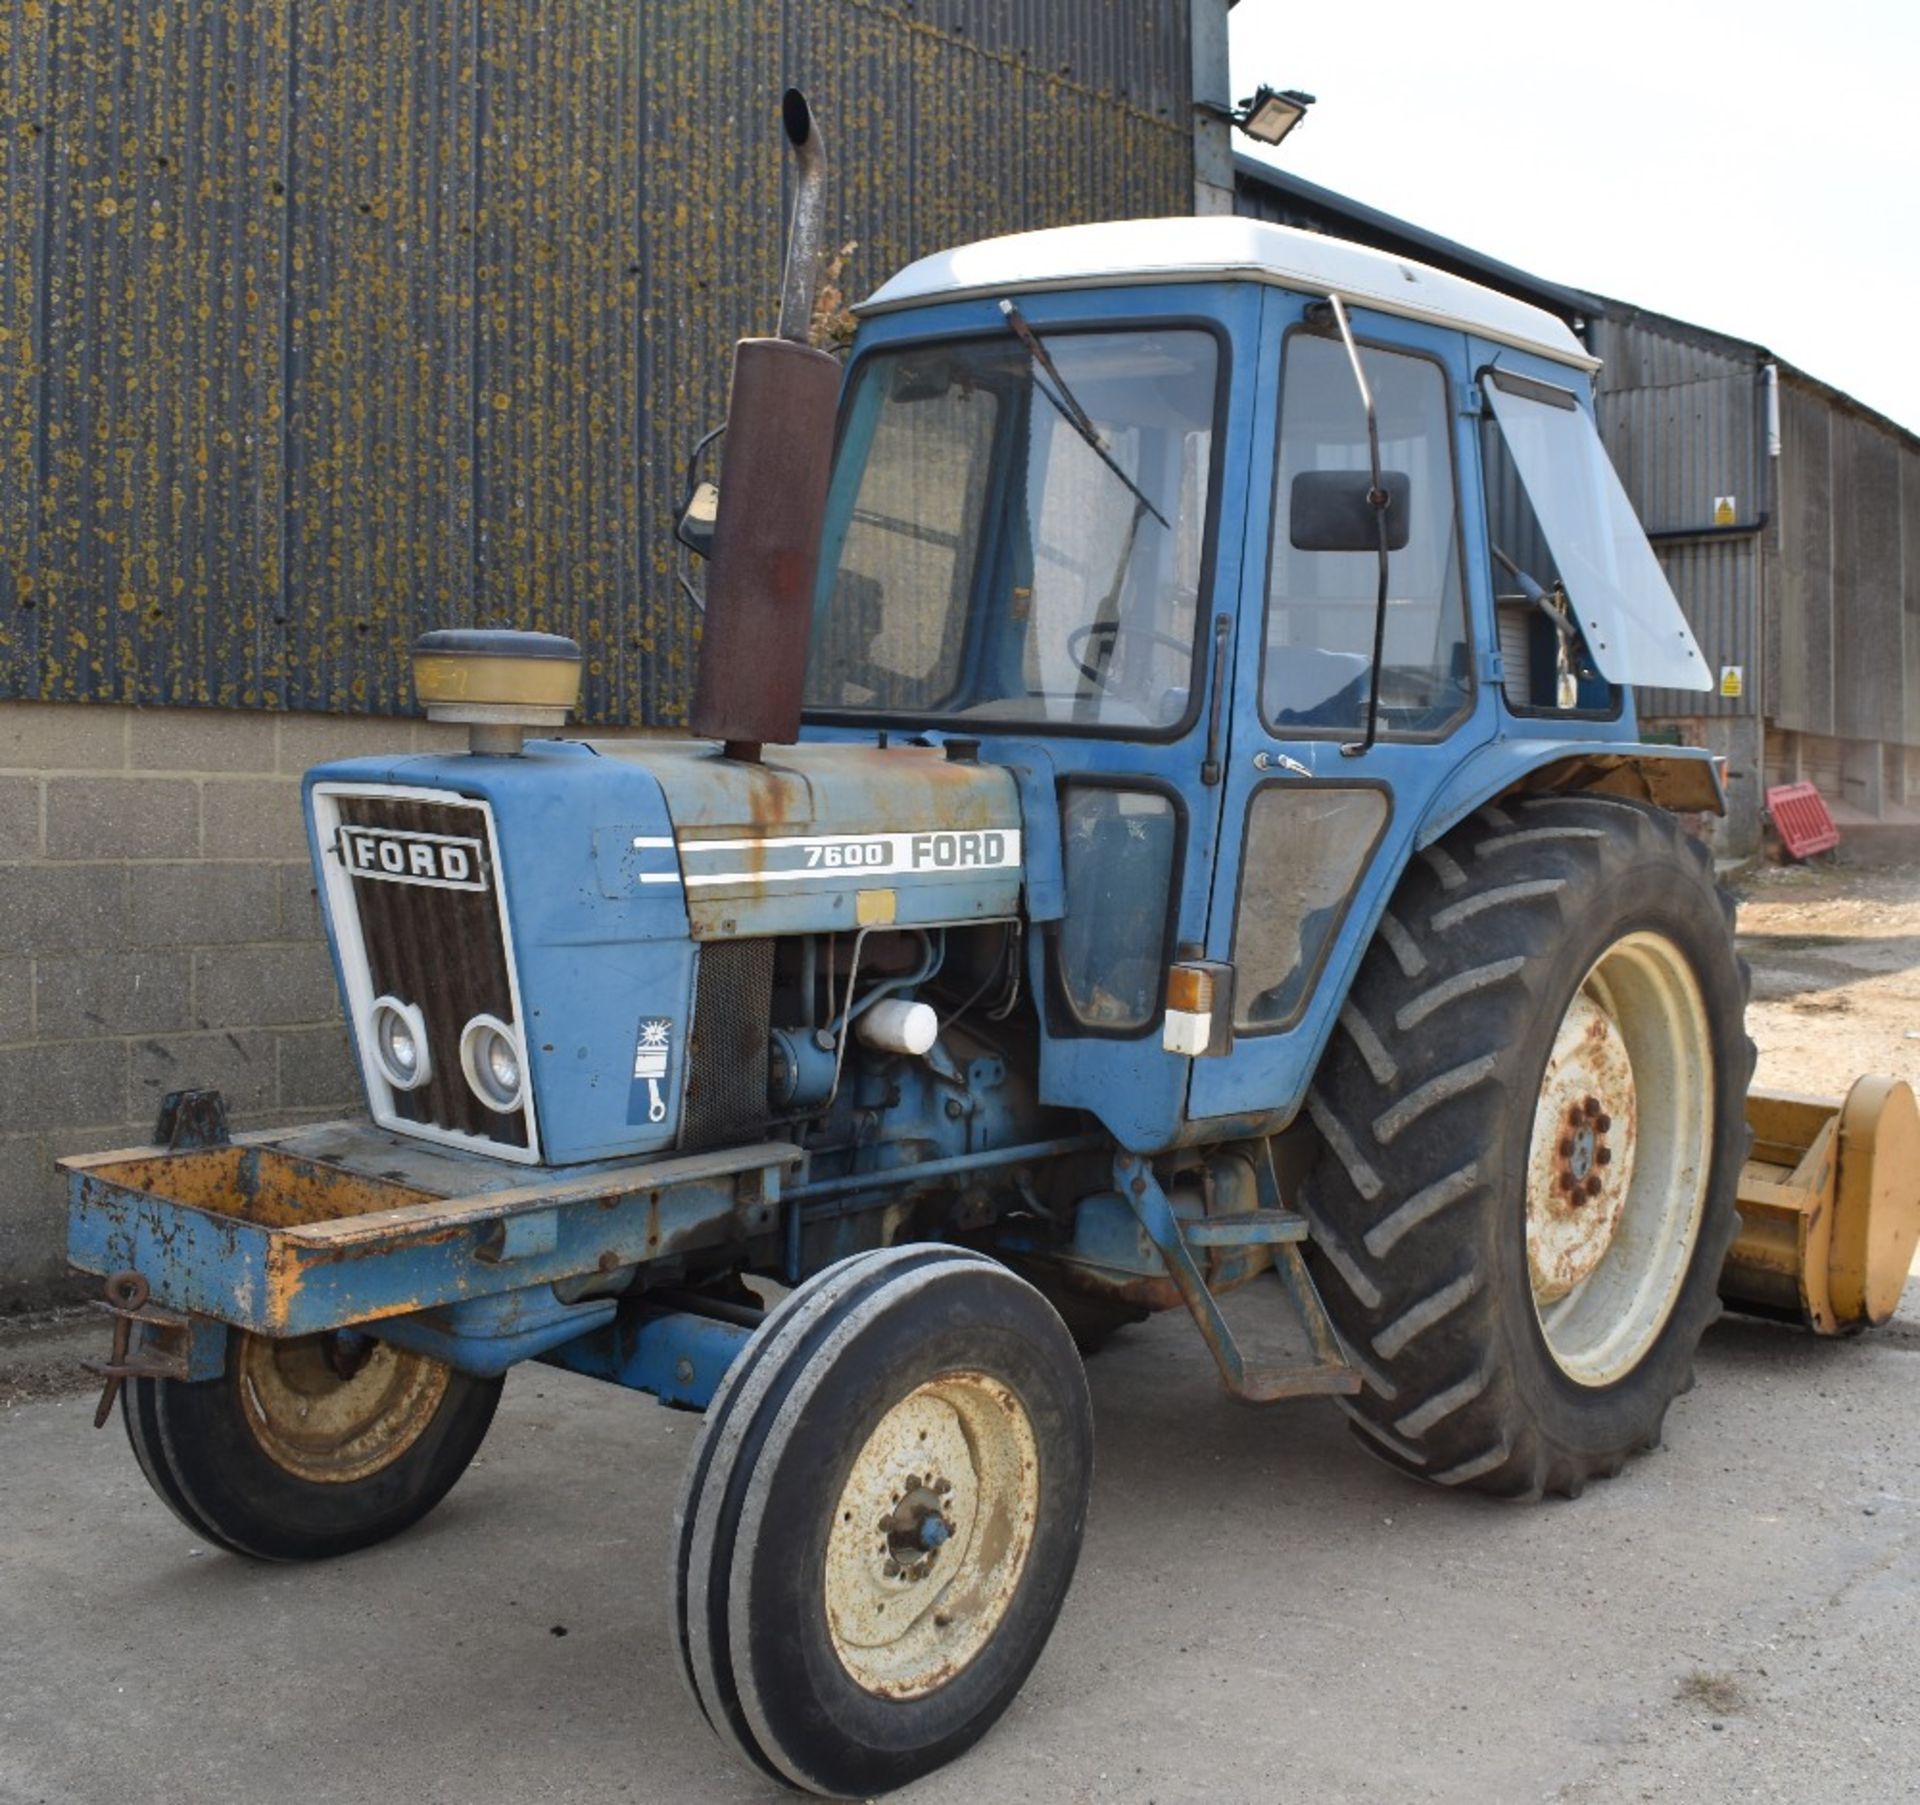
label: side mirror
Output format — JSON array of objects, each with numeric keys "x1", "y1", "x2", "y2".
[
  {"x1": 676, "y1": 479, "x2": 720, "y2": 558},
  {"x1": 1290, "y1": 469, "x2": 1412, "y2": 553},
  {"x1": 674, "y1": 423, "x2": 727, "y2": 561}
]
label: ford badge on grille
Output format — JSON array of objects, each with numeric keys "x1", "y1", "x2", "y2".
[{"x1": 338, "y1": 824, "x2": 489, "y2": 891}]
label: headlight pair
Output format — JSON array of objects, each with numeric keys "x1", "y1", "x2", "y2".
[{"x1": 369, "y1": 995, "x2": 526, "y2": 1114}]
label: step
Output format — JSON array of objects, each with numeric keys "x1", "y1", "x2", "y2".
[
  {"x1": 1179, "y1": 1209, "x2": 1310, "y2": 1248},
  {"x1": 1235, "y1": 1359, "x2": 1363, "y2": 1402}
]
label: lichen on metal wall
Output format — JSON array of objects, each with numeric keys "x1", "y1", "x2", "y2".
[{"x1": 0, "y1": 0, "x2": 1193, "y2": 723}]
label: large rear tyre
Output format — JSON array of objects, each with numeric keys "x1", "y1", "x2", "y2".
[
  {"x1": 673, "y1": 1246, "x2": 1093, "y2": 1797},
  {"x1": 122, "y1": 1330, "x2": 502, "y2": 1560},
  {"x1": 1301, "y1": 796, "x2": 1752, "y2": 1500}
]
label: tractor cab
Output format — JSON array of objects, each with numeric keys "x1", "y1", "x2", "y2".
[{"x1": 796, "y1": 216, "x2": 1715, "y2": 1150}]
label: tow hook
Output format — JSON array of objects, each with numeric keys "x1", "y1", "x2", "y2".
[{"x1": 85, "y1": 1271, "x2": 157, "y2": 1428}]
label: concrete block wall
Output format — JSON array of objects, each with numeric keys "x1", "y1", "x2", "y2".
[{"x1": 0, "y1": 701, "x2": 470, "y2": 1311}]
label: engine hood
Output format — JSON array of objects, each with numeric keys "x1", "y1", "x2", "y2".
[{"x1": 583, "y1": 738, "x2": 1025, "y2": 939}]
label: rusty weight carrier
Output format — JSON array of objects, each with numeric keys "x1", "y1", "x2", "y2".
[{"x1": 689, "y1": 89, "x2": 842, "y2": 761}]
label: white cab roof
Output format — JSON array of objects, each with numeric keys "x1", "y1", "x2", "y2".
[{"x1": 859, "y1": 216, "x2": 1599, "y2": 373}]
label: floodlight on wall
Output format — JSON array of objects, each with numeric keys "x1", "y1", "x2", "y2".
[{"x1": 1235, "y1": 85, "x2": 1316, "y2": 147}]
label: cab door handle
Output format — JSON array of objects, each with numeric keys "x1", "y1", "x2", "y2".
[{"x1": 1200, "y1": 614, "x2": 1231, "y2": 786}]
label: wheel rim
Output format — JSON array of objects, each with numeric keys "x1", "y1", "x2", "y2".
[
  {"x1": 1524, "y1": 930, "x2": 1714, "y2": 1387},
  {"x1": 823, "y1": 1372, "x2": 1041, "y2": 1700},
  {"x1": 236, "y1": 1333, "x2": 451, "y2": 1484}
]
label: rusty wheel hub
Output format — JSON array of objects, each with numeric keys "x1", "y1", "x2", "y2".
[
  {"x1": 1526, "y1": 995, "x2": 1638, "y2": 1306},
  {"x1": 823, "y1": 1373, "x2": 1040, "y2": 1699},
  {"x1": 1524, "y1": 932, "x2": 1713, "y2": 1387},
  {"x1": 236, "y1": 1332, "x2": 451, "y2": 1484}
]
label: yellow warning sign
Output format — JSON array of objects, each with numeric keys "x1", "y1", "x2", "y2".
[
  {"x1": 1719, "y1": 664, "x2": 1744, "y2": 698},
  {"x1": 1713, "y1": 495, "x2": 1737, "y2": 527}
]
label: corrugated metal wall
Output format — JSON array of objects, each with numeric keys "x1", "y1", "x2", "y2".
[
  {"x1": 1769, "y1": 374, "x2": 1920, "y2": 748},
  {"x1": 1586, "y1": 311, "x2": 1762, "y2": 722},
  {"x1": 0, "y1": 1, "x2": 1195, "y2": 723}
]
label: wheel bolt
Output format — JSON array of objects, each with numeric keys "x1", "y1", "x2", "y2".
[
  {"x1": 1584, "y1": 1174, "x2": 1603, "y2": 1198},
  {"x1": 1595, "y1": 1112, "x2": 1612, "y2": 1132},
  {"x1": 1568, "y1": 1103, "x2": 1585, "y2": 1125},
  {"x1": 1558, "y1": 1137, "x2": 1575, "y2": 1158},
  {"x1": 1596, "y1": 1146, "x2": 1612, "y2": 1166}
]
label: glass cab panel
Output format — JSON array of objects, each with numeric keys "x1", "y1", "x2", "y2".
[
  {"x1": 1263, "y1": 332, "x2": 1470, "y2": 737},
  {"x1": 1232, "y1": 785, "x2": 1388, "y2": 1030},
  {"x1": 806, "y1": 329, "x2": 1220, "y2": 734},
  {"x1": 1056, "y1": 784, "x2": 1179, "y2": 1033}
]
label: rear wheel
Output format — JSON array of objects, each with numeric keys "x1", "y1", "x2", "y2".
[
  {"x1": 1301, "y1": 796, "x2": 1752, "y2": 1500},
  {"x1": 123, "y1": 1330, "x2": 502, "y2": 1559},
  {"x1": 673, "y1": 1245, "x2": 1093, "y2": 1796}
]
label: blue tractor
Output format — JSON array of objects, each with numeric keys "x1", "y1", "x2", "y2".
[{"x1": 68, "y1": 94, "x2": 1767, "y2": 1796}]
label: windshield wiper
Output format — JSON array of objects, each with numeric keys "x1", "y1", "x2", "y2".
[{"x1": 997, "y1": 299, "x2": 1170, "y2": 530}]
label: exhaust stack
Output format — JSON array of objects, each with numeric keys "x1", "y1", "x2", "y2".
[
  {"x1": 775, "y1": 87, "x2": 829, "y2": 348},
  {"x1": 689, "y1": 89, "x2": 842, "y2": 761}
]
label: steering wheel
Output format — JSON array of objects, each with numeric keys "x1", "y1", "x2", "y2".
[{"x1": 1065, "y1": 620, "x2": 1191, "y2": 696}]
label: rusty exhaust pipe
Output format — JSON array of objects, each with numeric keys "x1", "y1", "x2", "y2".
[
  {"x1": 776, "y1": 88, "x2": 829, "y2": 346},
  {"x1": 689, "y1": 89, "x2": 842, "y2": 760}
]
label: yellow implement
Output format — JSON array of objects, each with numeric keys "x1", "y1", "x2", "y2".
[{"x1": 1723, "y1": 1077, "x2": 1920, "y2": 1333}]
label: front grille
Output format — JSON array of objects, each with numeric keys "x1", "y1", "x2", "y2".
[
  {"x1": 681, "y1": 939, "x2": 774, "y2": 1150},
  {"x1": 319, "y1": 788, "x2": 532, "y2": 1154}
]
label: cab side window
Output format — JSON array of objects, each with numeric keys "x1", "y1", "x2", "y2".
[
  {"x1": 1264, "y1": 333, "x2": 1469, "y2": 735},
  {"x1": 1055, "y1": 784, "x2": 1178, "y2": 1033}
]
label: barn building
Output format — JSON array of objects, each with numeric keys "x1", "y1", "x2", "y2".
[
  {"x1": 4, "y1": 3, "x2": 1910, "y2": 1309},
  {"x1": 0, "y1": 1, "x2": 1232, "y2": 1307},
  {"x1": 1236, "y1": 154, "x2": 1920, "y2": 860}
]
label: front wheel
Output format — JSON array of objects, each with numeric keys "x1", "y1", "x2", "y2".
[
  {"x1": 1301, "y1": 795, "x2": 1752, "y2": 1500},
  {"x1": 123, "y1": 1330, "x2": 502, "y2": 1560},
  {"x1": 673, "y1": 1245, "x2": 1093, "y2": 1797}
]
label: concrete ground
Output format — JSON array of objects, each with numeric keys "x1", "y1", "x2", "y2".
[
  {"x1": 4, "y1": 1284, "x2": 1916, "y2": 1804},
  {"x1": 4, "y1": 862, "x2": 1920, "y2": 1803}
]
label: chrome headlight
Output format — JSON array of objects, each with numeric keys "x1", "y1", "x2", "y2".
[
  {"x1": 369, "y1": 996, "x2": 432, "y2": 1091},
  {"x1": 460, "y1": 1014, "x2": 526, "y2": 1113}
]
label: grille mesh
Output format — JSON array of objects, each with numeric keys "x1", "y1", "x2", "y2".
[
  {"x1": 680, "y1": 940, "x2": 774, "y2": 1150},
  {"x1": 330, "y1": 792, "x2": 530, "y2": 1150}
]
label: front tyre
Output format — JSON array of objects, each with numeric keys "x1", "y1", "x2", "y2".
[
  {"x1": 673, "y1": 1246, "x2": 1093, "y2": 1797},
  {"x1": 1301, "y1": 796, "x2": 1752, "y2": 1500},
  {"x1": 122, "y1": 1330, "x2": 502, "y2": 1560}
]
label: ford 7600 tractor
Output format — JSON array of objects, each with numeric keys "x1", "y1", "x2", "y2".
[{"x1": 64, "y1": 94, "x2": 1920, "y2": 1797}]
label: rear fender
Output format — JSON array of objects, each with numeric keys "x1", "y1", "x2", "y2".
[{"x1": 1415, "y1": 740, "x2": 1724, "y2": 850}]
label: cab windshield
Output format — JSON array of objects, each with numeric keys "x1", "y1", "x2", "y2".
[{"x1": 804, "y1": 327, "x2": 1220, "y2": 733}]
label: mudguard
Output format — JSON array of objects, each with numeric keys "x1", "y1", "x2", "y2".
[{"x1": 1415, "y1": 739, "x2": 1725, "y2": 850}]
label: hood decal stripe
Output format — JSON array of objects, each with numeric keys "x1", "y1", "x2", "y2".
[{"x1": 652, "y1": 827, "x2": 1022, "y2": 891}]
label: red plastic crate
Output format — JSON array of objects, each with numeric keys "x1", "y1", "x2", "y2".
[{"x1": 1765, "y1": 781, "x2": 1840, "y2": 859}]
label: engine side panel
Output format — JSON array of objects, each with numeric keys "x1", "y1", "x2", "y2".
[{"x1": 589, "y1": 738, "x2": 1024, "y2": 938}]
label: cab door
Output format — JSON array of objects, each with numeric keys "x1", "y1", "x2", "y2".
[{"x1": 1186, "y1": 290, "x2": 1495, "y2": 1125}]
